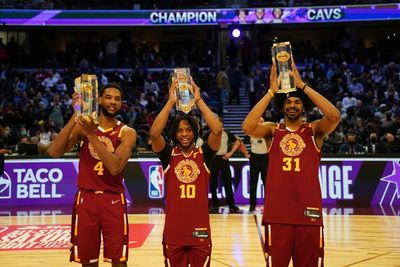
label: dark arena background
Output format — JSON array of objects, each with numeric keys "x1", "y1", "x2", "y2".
[{"x1": 0, "y1": 1, "x2": 399, "y2": 266}]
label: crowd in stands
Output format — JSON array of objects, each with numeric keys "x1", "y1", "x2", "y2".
[
  {"x1": 4, "y1": 0, "x2": 392, "y2": 10},
  {"x1": 0, "y1": 29, "x2": 399, "y2": 156}
]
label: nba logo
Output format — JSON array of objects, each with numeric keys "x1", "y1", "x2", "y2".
[
  {"x1": 0, "y1": 172, "x2": 11, "y2": 199},
  {"x1": 149, "y1": 165, "x2": 164, "y2": 199}
]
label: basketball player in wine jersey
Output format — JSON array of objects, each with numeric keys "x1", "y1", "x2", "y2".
[
  {"x1": 150, "y1": 77, "x2": 222, "y2": 267},
  {"x1": 242, "y1": 60, "x2": 341, "y2": 267},
  {"x1": 48, "y1": 83, "x2": 137, "y2": 267}
]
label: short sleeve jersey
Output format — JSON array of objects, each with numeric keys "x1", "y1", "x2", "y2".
[
  {"x1": 77, "y1": 121, "x2": 127, "y2": 193},
  {"x1": 158, "y1": 143, "x2": 215, "y2": 245},
  {"x1": 262, "y1": 123, "x2": 323, "y2": 226}
]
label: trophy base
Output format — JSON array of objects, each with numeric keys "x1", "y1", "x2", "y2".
[
  {"x1": 177, "y1": 103, "x2": 195, "y2": 114},
  {"x1": 277, "y1": 87, "x2": 297, "y2": 94}
]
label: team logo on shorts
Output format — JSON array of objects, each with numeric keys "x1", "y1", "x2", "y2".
[
  {"x1": 174, "y1": 159, "x2": 200, "y2": 183},
  {"x1": 89, "y1": 136, "x2": 115, "y2": 160},
  {"x1": 0, "y1": 172, "x2": 11, "y2": 199},
  {"x1": 149, "y1": 165, "x2": 164, "y2": 198},
  {"x1": 280, "y1": 133, "x2": 306, "y2": 157}
]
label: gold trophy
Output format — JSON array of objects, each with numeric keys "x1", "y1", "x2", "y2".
[
  {"x1": 174, "y1": 68, "x2": 196, "y2": 114},
  {"x1": 271, "y1": 41, "x2": 296, "y2": 94},
  {"x1": 74, "y1": 74, "x2": 98, "y2": 122}
]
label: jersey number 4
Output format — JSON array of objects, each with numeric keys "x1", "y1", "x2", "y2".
[
  {"x1": 179, "y1": 184, "x2": 196, "y2": 199},
  {"x1": 282, "y1": 157, "x2": 300, "y2": 172},
  {"x1": 94, "y1": 161, "x2": 104, "y2": 175}
]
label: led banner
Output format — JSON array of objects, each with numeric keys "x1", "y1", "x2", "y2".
[
  {"x1": 0, "y1": 4, "x2": 399, "y2": 26},
  {"x1": 0, "y1": 158, "x2": 399, "y2": 207}
]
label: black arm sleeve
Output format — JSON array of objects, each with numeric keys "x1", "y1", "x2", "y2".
[{"x1": 156, "y1": 145, "x2": 172, "y2": 169}]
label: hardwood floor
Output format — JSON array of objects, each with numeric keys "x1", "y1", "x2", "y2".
[{"x1": 0, "y1": 213, "x2": 399, "y2": 266}]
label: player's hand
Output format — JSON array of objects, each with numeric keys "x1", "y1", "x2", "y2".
[
  {"x1": 222, "y1": 152, "x2": 232, "y2": 160},
  {"x1": 76, "y1": 115, "x2": 98, "y2": 137},
  {"x1": 0, "y1": 148, "x2": 10, "y2": 154},
  {"x1": 168, "y1": 78, "x2": 178, "y2": 103},
  {"x1": 290, "y1": 58, "x2": 305, "y2": 89},
  {"x1": 190, "y1": 77, "x2": 201, "y2": 103},
  {"x1": 269, "y1": 59, "x2": 279, "y2": 95},
  {"x1": 72, "y1": 92, "x2": 82, "y2": 114}
]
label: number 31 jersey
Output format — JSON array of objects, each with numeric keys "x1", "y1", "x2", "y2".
[{"x1": 263, "y1": 123, "x2": 323, "y2": 226}]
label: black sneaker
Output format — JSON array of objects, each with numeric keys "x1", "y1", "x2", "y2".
[
  {"x1": 249, "y1": 205, "x2": 255, "y2": 212},
  {"x1": 209, "y1": 206, "x2": 219, "y2": 214},
  {"x1": 229, "y1": 205, "x2": 240, "y2": 213}
]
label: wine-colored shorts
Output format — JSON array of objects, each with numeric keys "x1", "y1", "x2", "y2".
[
  {"x1": 264, "y1": 223, "x2": 324, "y2": 267},
  {"x1": 70, "y1": 190, "x2": 129, "y2": 264},
  {"x1": 163, "y1": 243, "x2": 211, "y2": 267}
]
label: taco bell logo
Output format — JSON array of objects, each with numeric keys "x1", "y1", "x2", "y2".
[
  {"x1": 0, "y1": 172, "x2": 11, "y2": 199},
  {"x1": 149, "y1": 165, "x2": 164, "y2": 199}
]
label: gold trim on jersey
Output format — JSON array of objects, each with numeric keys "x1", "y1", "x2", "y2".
[
  {"x1": 97, "y1": 120, "x2": 121, "y2": 133},
  {"x1": 267, "y1": 123, "x2": 280, "y2": 153},
  {"x1": 76, "y1": 191, "x2": 81, "y2": 205},
  {"x1": 118, "y1": 125, "x2": 127, "y2": 138},
  {"x1": 203, "y1": 162, "x2": 210, "y2": 174},
  {"x1": 203, "y1": 256, "x2": 210, "y2": 267},
  {"x1": 279, "y1": 132, "x2": 306, "y2": 157},
  {"x1": 174, "y1": 159, "x2": 200, "y2": 183},
  {"x1": 311, "y1": 135, "x2": 321, "y2": 153},
  {"x1": 120, "y1": 193, "x2": 125, "y2": 204},
  {"x1": 164, "y1": 165, "x2": 170, "y2": 174}
]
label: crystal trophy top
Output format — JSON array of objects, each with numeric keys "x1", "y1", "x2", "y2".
[
  {"x1": 271, "y1": 41, "x2": 296, "y2": 94},
  {"x1": 174, "y1": 68, "x2": 196, "y2": 114},
  {"x1": 74, "y1": 74, "x2": 99, "y2": 121}
]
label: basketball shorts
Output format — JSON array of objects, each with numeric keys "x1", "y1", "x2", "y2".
[
  {"x1": 163, "y1": 243, "x2": 211, "y2": 267},
  {"x1": 70, "y1": 190, "x2": 129, "y2": 264},
  {"x1": 264, "y1": 223, "x2": 324, "y2": 267}
]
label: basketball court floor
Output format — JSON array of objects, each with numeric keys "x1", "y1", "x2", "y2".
[{"x1": 0, "y1": 204, "x2": 399, "y2": 267}]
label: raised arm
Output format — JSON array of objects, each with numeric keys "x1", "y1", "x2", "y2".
[
  {"x1": 291, "y1": 61, "x2": 341, "y2": 147},
  {"x1": 242, "y1": 61, "x2": 278, "y2": 139},
  {"x1": 48, "y1": 93, "x2": 82, "y2": 157},
  {"x1": 149, "y1": 79, "x2": 177, "y2": 153},
  {"x1": 191, "y1": 78, "x2": 223, "y2": 151}
]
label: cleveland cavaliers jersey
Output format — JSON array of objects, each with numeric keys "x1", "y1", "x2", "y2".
[
  {"x1": 77, "y1": 121, "x2": 127, "y2": 193},
  {"x1": 263, "y1": 123, "x2": 323, "y2": 226},
  {"x1": 162, "y1": 145, "x2": 212, "y2": 246}
]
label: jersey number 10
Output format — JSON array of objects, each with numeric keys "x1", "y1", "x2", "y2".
[{"x1": 179, "y1": 184, "x2": 196, "y2": 198}]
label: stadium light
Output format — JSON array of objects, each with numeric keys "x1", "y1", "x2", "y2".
[{"x1": 231, "y1": 28, "x2": 241, "y2": 38}]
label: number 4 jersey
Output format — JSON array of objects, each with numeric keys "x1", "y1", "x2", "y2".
[
  {"x1": 263, "y1": 123, "x2": 323, "y2": 226},
  {"x1": 77, "y1": 121, "x2": 127, "y2": 193}
]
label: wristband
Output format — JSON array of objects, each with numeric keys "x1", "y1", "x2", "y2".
[
  {"x1": 301, "y1": 83, "x2": 307, "y2": 91},
  {"x1": 268, "y1": 89, "x2": 275, "y2": 98}
]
